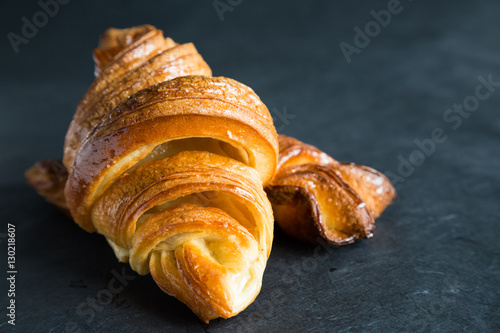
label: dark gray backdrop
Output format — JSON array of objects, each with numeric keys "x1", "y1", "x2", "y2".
[{"x1": 1, "y1": 0, "x2": 499, "y2": 332}]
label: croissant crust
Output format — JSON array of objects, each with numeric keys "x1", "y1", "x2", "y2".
[{"x1": 266, "y1": 135, "x2": 396, "y2": 245}]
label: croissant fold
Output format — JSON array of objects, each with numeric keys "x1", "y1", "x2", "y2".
[{"x1": 265, "y1": 135, "x2": 396, "y2": 245}]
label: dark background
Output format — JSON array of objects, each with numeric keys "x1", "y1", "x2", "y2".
[{"x1": 1, "y1": 0, "x2": 499, "y2": 332}]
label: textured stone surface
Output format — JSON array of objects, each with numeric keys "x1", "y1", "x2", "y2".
[{"x1": 1, "y1": 0, "x2": 499, "y2": 332}]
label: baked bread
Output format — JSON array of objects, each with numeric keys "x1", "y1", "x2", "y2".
[
  {"x1": 265, "y1": 135, "x2": 396, "y2": 245},
  {"x1": 26, "y1": 25, "x2": 278, "y2": 322}
]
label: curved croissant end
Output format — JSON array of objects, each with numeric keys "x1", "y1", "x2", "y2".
[
  {"x1": 63, "y1": 25, "x2": 212, "y2": 171},
  {"x1": 267, "y1": 164, "x2": 374, "y2": 245},
  {"x1": 24, "y1": 159, "x2": 69, "y2": 214},
  {"x1": 64, "y1": 73, "x2": 277, "y2": 321},
  {"x1": 90, "y1": 151, "x2": 273, "y2": 322},
  {"x1": 109, "y1": 151, "x2": 273, "y2": 321},
  {"x1": 144, "y1": 204, "x2": 262, "y2": 322},
  {"x1": 93, "y1": 25, "x2": 162, "y2": 76},
  {"x1": 334, "y1": 163, "x2": 397, "y2": 219},
  {"x1": 266, "y1": 135, "x2": 396, "y2": 245}
]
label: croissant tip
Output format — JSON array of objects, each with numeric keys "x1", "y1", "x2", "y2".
[{"x1": 268, "y1": 136, "x2": 397, "y2": 247}]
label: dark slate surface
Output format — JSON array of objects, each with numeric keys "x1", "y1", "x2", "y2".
[{"x1": 1, "y1": 0, "x2": 499, "y2": 332}]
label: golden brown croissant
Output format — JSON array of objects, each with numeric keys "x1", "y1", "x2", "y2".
[
  {"x1": 26, "y1": 25, "x2": 278, "y2": 322},
  {"x1": 265, "y1": 135, "x2": 396, "y2": 245}
]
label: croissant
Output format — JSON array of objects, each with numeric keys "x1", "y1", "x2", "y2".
[
  {"x1": 26, "y1": 25, "x2": 278, "y2": 322},
  {"x1": 265, "y1": 135, "x2": 396, "y2": 245}
]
